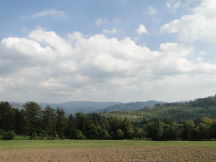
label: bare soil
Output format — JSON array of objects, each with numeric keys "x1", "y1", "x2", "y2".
[{"x1": 0, "y1": 146, "x2": 216, "y2": 162}]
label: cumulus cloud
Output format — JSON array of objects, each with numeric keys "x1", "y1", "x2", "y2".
[
  {"x1": 161, "y1": 0, "x2": 216, "y2": 43},
  {"x1": 30, "y1": 9, "x2": 67, "y2": 19},
  {"x1": 0, "y1": 28, "x2": 216, "y2": 102},
  {"x1": 136, "y1": 25, "x2": 148, "y2": 35}
]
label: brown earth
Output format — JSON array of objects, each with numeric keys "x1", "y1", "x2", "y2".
[{"x1": 0, "y1": 146, "x2": 216, "y2": 162}]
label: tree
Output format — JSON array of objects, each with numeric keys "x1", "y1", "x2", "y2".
[
  {"x1": 14, "y1": 109, "x2": 25, "y2": 134},
  {"x1": 56, "y1": 108, "x2": 67, "y2": 138},
  {"x1": 42, "y1": 106, "x2": 57, "y2": 137},
  {"x1": 0, "y1": 102, "x2": 14, "y2": 131},
  {"x1": 163, "y1": 122, "x2": 180, "y2": 140},
  {"x1": 121, "y1": 119, "x2": 134, "y2": 139},
  {"x1": 133, "y1": 128, "x2": 146, "y2": 139},
  {"x1": 210, "y1": 122, "x2": 216, "y2": 139},
  {"x1": 146, "y1": 120, "x2": 164, "y2": 140},
  {"x1": 85, "y1": 122, "x2": 100, "y2": 139},
  {"x1": 115, "y1": 129, "x2": 124, "y2": 139},
  {"x1": 198, "y1": 123, "x2": 210, "y2": 140},
  {"x1": 65, "y1": 114, "x2": 75, "y2": 139},
  {"x1": 23, "y1": 102, "x2": 41, "y2": 136},
  {"x1": 73, "y1": 129, "x2": 86, "y2": 139},
  {"x1": 181, "y1": 120, "x2": 198, "y2": 140}
]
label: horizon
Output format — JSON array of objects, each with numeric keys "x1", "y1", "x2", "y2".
[
  {"x1": 1, "y1": 0, "x2": 216, "y2": 102},
  {"x1": 4, "y1": 94, "x2": 215, "y2": 105}
]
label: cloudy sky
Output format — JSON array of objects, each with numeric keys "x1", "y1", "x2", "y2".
[{"x1": 0, "y1": 0, "x2": 216, "y2": 103}]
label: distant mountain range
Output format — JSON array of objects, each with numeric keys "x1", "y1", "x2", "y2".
[
  {"x1": 40, "y1": 101, "x2": 121, "y2": 114},
  {"x1": 9, "y1": 100, "x2": 164, "y2": 114}
]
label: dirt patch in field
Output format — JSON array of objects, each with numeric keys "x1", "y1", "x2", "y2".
[{"x1": 0, "y1": 146, "x2": 216, "y2": 162}]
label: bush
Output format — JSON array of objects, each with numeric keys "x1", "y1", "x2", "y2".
[{"x1": 3, "y1": 131, "x2": 16, "y2": 140}]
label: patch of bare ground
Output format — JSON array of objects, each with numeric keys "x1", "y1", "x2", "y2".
[{"x1": 0, "y1": 146, "x2": 216, "y2": 162}]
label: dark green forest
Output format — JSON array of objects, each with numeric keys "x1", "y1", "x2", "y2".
[{"x1": 1, "y1": 95, "x2": 216, "y2": 141}]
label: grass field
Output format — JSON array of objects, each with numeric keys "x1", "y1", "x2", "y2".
[{"x1": 0, "y1": 140, "x2": 216, "y2": 150}]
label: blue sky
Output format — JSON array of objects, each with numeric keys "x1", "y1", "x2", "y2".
[
  {"x1": 0, "y1": 0, "x2": 216, "y2": 103},
  {"x1": 0, "y1": 0, "x2": 192, "y2": 46}
]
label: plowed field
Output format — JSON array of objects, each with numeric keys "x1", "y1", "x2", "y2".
[{"x1": 0, "y1": 146, "x2": 216, "y2": 162}]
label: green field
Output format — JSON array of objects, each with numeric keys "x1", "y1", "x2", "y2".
[{"x1": 0, "y1": 140, "x2": 216, "y2": 150}]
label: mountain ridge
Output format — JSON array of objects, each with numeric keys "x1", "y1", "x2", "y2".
[{"x1": 8, "y1": 100, "x2": 164, "y2": 114}]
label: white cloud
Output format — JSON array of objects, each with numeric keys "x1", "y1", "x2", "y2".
[
  {"x1": 102, "y1": 29, "x2": 119, "y2": 35},
  {"x1": 136, "y1": 24, "x2": 148, "y2": 34},
  {"x1": 1, "y1": 29, "x2": 216, "y2": 102},
  {"x1": 148, "y1": 6, "x2": 157, "y2": 15},
  {"x1": 166, "y1": 1, "x2": 182, "y2": 10},
  {"x1": 96, "y1": 18, "x2": 107, "y2": 26},
  {"x1": 161, "y1": 0, "x2": 216, "y2": 43},
  {"x1": 30, "y1": 9, "x2": 67, "y2": 19}
]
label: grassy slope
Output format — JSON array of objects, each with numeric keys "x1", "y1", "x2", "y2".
[{"x1": 0, "y1": 140, "x2": 216, "y2": 150}]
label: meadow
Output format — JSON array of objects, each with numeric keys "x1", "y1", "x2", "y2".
[{"x1": 0, "y1": 139, "x2": 216, "y2": 150}]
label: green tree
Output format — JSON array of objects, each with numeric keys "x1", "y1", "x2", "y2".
[
  {"x1": 23, "y1": 102, "x2": 41, "y2": 136},
  {"x1": 146, "y1": 120, "x2": 164, "y2": 140},
  {"x1": 181, "y1": 120, "x2": 198, "y2": 140},
  {"x1": 14, "y1": 109, "x2": 25, "y2": 134},
  {"x1": 56, "y1": 108, "x2": 67, "y2": 138},
  {"x1": 163, "y1": 122, "x2": 180, "y2": 140},
  {"x1": 0, "y1": 102, "x2": 15, "y2": 131},
  {"x1": 73, "y1": 129, "x2": 86, "y2": 139},
  {"x1": 210, "y1": 122, "x2": 216, "y2": 139},
  {"x1": 115, "y1": 129, "x2": 124, "y2": 139},
  {"x1": 65, "y1": 115, "x2": 76, "y2": 139},
  {"x1": 121, "y1": 119, "x2": 134, "y2": 139},
  {"x1": 42, "y1": 106, "x2": 57, "y2": 137},
  {"x1": 133, "y1": 128, "x2": 146, "y2": 139},
  {"x1": 198, "y1": 123, "x2": 210, "y2": 140}
]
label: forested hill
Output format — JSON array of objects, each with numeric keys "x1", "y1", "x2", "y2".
[
  {"x1": 100, "y1": 101, "x2": 165, "y2": 112},
  {"x1": 9, "y1": 101, "x2": 163, "y2": 114},
  {"x1": 1, "y1": 95, "x2": 216, "y2": 141},
  {"x1": 102, "y1": 95, "x2": 216, "y2": 121}
]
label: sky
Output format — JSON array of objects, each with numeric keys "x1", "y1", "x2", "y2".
[{"x1": 0, "y1": 0, "x2": 216, "y2": 103}]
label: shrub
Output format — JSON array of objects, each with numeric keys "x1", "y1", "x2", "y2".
[{"x1": 3, "y1": 131, "x2": 16, "y2": 140}]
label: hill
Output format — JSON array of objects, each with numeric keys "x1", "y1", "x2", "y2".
[
  {"x1": 102, "y1": 95, "x2": 216, "y2": 121},
  {"x1": 10, "y1": 101, "x2": 122, "y2": 114},
  {"x1": 100, "y1": 101, "x2": 165, "y2": 112},
  {"x1": 10, "y1": 100, "x2": 164, "y2": 115},
  {"x1": 41, "y1": 101, "x2": 122, "y2": 114}
]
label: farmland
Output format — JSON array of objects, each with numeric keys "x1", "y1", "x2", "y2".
[{"x1": 0, "y1": 140, "x2": 216, "y2": 162}]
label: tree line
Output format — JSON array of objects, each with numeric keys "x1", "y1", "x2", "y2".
[{"x1": 0, "y1": 101, "x2": 216, "y2": 140}]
